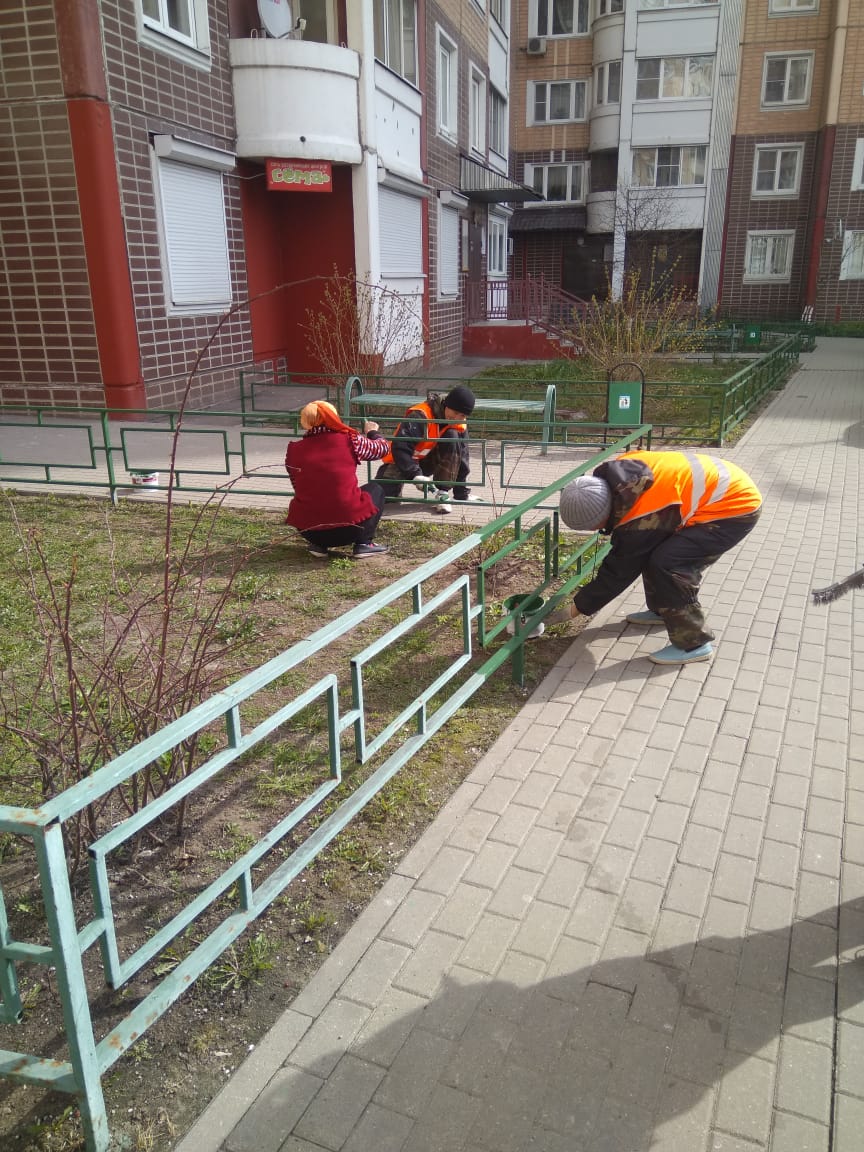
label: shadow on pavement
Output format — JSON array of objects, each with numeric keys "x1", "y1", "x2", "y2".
[{"x1": 230, "y1": 901, "x2": 863, "y2": 1151}]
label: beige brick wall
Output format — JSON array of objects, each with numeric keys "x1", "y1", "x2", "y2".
[
  {"x1": 511, "y1": 33, "x2": 593, "y2": 153},
  {"x1": 839, "y1": 18, "x2": 864, "y2": 122}
]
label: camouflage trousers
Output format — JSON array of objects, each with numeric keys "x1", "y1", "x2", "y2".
[
  {"x1": 643, "y1": 509, "x2": 761, "y2": 651},
  {"x1": 377, "y1": 429, "x2": 471, "y2": 500}
]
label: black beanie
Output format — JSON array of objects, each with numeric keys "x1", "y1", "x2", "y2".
[{"x1": 443, "y1": 385, "x2": 476, "y2": 417}]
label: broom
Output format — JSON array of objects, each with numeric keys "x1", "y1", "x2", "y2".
[{"x1": 812, "y1": 566, "x2": 864, "y2": 604}]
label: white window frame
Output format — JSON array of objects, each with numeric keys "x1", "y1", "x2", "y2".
[
  {"x1": 469, "y1": 66, "x2": 487, "y2": 155},
  {"x1": 639, "y1": 0, "x2": 718, "y2": 7},
  {"x1": 436, "y1": 28, "x2": 458, "y2": 142},
  {"x1": 635, "y1": 56, "x2": 715, "y2": 101},
  {"x1": 744, "y1": 230, "x2": 795, "y2": 282},
  {"x1": 595, "y1": 60, "x2": 622, "y2": 105},
  {"x1": 852, "y1": 139, "x2": 864, "y2": 191},
  {"x1": 487, "y1": 215, "x2": 508, "y2": 278},
  {"x1": 840, "y1": 231, "x2": 864, "y2": 280},
  {"x1": 531, "y1": 0, "x2": 590, "y2": 37},
  {"x1": 489, "y1": 87, "x2": 508, "y2": 158},
  {"x1": 769, "y1": 0, "x2": 818, "y2": 12},
  {"x1": 139, "y1": 0, "x2": 211, "y2": 65},
  {"x1": 631, "y1": 145, "x2": 707, "y2": 187},
  {"x1": 374, "y1": 0, "x2": 418, "y2": 86},
  {"x1": 751, "y1": 144, "x2": 804, "y2": 197},
  {"x1": 438, "y1": 203, "x2": 461, "y2": 298},
  {"x1": 152, "y1": 144, "x2": 234, "y2": 314},
  {"x1": 761, "y1": 52, "x2": 813, "y2": 108},
  {"x1": 529, "y1": 80, "x2": 588, "y2": 124},
  {"x1": 524, "y1": 161, "x2": 587, "y2": 203},
  {"x1": 597, "y1": 0, "x2": 623, "y2": 15},
  {"x1": 490, "y1": 0, "x2": 507, "y2": 27}
]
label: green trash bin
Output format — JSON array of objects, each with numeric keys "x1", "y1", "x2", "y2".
[
  {"x1": 606, "y1": 380, "x2": 643, "y2": 426},
  {"x1": 743, "y1": 324, "x2": 762, "y2": 347}
]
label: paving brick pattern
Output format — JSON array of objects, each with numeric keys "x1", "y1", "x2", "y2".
[{"x1": 174, "y1": 339, "x2": 863, "y2": 1152}]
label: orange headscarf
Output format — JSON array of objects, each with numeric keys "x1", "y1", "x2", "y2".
[{"x1": 299, "y1": 400, "x2": 354, "y2": 434}]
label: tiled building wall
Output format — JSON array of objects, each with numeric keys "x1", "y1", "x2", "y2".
[
  {"x1": 510, "y1": 8, "x2": 592, "y2": 154},
  {"x1": 0, "y1": 3, "x2": 104, "y2": 406},
  {"x1": 719, "y1": 132, "x2": 818, "y2": 319},
  {"x1": 426, "y1": 1, "x2": 493, "y2": 367},
  {"x1": 100, "y1": 0, "x2": 253, "y2": 409},
  {"x1": 816, "y1": 123, "x2": 864, "y2": 322}
]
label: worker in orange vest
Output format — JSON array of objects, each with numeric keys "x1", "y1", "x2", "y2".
[
  {"x1": 550, "y1": 450, "x2": 762, "y2": 665},
  {"x1": 376, "y1": 385, "x2": 479, "y2": 515}
]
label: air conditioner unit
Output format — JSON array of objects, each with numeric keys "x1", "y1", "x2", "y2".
[{"x1": 526, "y1": 37, "x2": 546, "y2": 55}]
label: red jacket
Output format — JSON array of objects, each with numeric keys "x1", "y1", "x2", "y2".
[{"x1": 285, "y1": 430, "x2": 376, "y2": 531}]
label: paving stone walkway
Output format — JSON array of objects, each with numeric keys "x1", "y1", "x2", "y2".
[{"x1": 177, "y1": 338, "x2": 864, "y2": 1152}]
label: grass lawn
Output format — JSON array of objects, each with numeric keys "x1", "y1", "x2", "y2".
[{"x1": 0, "y1": 491, "x2": 580, "y2": 1152}]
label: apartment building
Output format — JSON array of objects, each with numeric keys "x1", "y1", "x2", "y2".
[
  {"x1": 0, "y1": 0, "x2": 532, "y2": 410},
  {"x1": 718, "y1": 0, "x2": 864, "y2": 322},
  {"x1": 509, "y1": 0, "x2": 863, "y2": 323}
]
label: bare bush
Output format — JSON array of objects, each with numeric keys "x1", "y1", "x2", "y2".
[{"x1": 302, "y1": 268, "x2": 427, "y2": 379}]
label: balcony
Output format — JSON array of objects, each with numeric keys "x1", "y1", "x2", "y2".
[
  {"x1": 590, "y1": 104, "x2": 621, "y2": 152},
  {"x1": 229, "y1": 38, "x2": 361, "y2": 164},
  {"x1": 586, "y1": 190, "x2": 616, "y2": 234}
]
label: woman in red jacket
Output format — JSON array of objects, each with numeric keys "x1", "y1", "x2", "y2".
[{"x1": 285, "y1": 400, "x2": 390, "y2": 559}]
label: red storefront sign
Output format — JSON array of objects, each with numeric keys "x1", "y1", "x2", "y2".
[{"x1": 266, "y1": 159, "x2": 333, "y2": 192}]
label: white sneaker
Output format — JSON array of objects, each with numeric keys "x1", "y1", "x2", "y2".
[
  {"x1": 455, "y1": 494, "x2": 483, "y2": 503},
  {"x1": 433, "y1": 500, "x2": 452, "y2": 515}
]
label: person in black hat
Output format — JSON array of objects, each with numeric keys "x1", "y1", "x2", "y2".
[{"x1": 375, "y1": 385, "x2": 478, "y2": 514}]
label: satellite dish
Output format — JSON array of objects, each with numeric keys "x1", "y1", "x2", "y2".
[{"x1": 258, "y1": 0, "x2": 293, "y2": 39}]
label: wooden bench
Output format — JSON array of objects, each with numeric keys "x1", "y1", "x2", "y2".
[{"x1": 343, "y1": 376, "x2": 557, "y2": 453}]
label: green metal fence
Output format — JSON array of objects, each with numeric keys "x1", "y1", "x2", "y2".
[{"x1": 0, "y1": 427, "x2": 650, "y2": 1152}]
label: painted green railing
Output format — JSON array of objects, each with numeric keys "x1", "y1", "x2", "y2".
[{"x1": 0, "y1": 427, "x2": 649, "y2": 1152}]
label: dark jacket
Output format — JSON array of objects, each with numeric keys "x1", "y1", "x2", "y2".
[
  {"x1": 388, "y1": 393, "x2": 467, "y2": 479},
  {"x1": 573, "y1": 456, "x2": 691, "y2": 616}
]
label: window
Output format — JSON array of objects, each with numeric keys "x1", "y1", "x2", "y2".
[
  {"x1": 143, "y1": 0, "x2": 194, "y2": 43},
  {"x1": 632, "y1": 146, "x2": 707, "y2": 187},
  {"x1": 770, "y1": 0, "x2": 817, "y2": 11},
  {"x1": 470, "y1": 67, "x2": 486, "y2": 154},
  {"x1": 852, "y1": 139, "x2": 864, "y2": 191},
  {"x1": 436, "y1": 29, "x2": 457, "y2": 140},
  {"x1": 490, "y1": 0, "x2": 507, "y2": 25},
  {"x1": 752, "y1": 145, "x2": 803, "y2": 196},
  {"x1": 488, "y1": 217, "x2": 508, "y2": 277},
  {"x1": 489, "y1": 88, "x2": 507, "y2": 157},
  {"x1": 636, "y1": 56, "x2": 714, "y2": 100},
  {"x1": 595, "y1": 60, "x2": 622, "y2": 105},
  {"x1": 534, "y1": 0, "x2": 589, "y2": 36},
  {"x1": 640, "y1": 0, "x2": 717, "y2": 7},
  {"x1": 438, "y1": 205, "x2": 460, "y2": 296},
  {"x1": 840, "y1": 231, "x2": 864, "y2": 280},
  {"x1": 374, "y1": 0, "x2": 417, "y2": 85},
  {"x1": 155, "y1": 159, "x2": 231, "y2": 311},
  {"x1": 597, "y1": 0, "x2": 623, "y2": 14},
  {"x1": 526, "y1": 162, "x2": 587, "y2": 202},
  {"x1": 530, "y1": 80, "x2": 587, "y2": 123},
  {"x1": 762, "y1": 53, "x2": 812, "y2": 106},
  {"x1": 744, "y1": 231, "x2": 794, "y2": 281},
  {"x1": 379, "y1": 188, "x2": 423, "y2": 277}
]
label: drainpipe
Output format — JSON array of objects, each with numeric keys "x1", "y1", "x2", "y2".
[
  {"x1": 803, "y1": 0, "x2": 848, "y2": 312},
  {"x1": 54, "y1": 0, "x2": 145, "y2": 411}
]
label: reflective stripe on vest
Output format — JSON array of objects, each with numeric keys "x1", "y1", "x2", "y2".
[
  {"x1": 381, "y1": 401, "x2": 467, "y2": 465},
  {"x1": 681, "y1": 452, "x2": 732, "y2": 524}
]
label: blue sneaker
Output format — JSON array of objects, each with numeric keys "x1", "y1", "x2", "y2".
[
  {"x1": 649, "y1": 643, "x2": 713, "y2": 665},
  {"x1": 626, "y1": 610, "x2": 664, "y2": 625}
]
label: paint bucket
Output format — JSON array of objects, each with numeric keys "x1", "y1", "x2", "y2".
[
  {"x1": 504, "y1": 593, "x2": 545, "y2": 639},
  {"x1": 130, "y1": 471, "x2": 159, "y2": 487}
]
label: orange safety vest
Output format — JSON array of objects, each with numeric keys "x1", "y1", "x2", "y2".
[
  {"x1": 381, "y1": 401, "x2": 468, "y2": 465},
  {"x1": 617, "y1": 450, "x2": 762, "y2": 528}
]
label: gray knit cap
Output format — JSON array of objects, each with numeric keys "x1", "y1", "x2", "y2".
[{"x1": 559, "y1": 476, "x2": 612, "y2": 531}]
